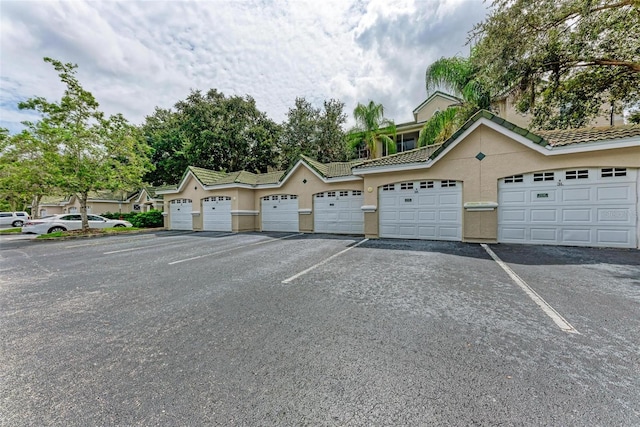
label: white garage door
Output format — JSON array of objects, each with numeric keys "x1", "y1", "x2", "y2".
[
  {"x1": 314, "y1": 190, "x2": 364, "y2": 234},
  {"x1": 261, "y1": 195, "x2": 299, "y2": 232},
  {"x1": 498, "y1": 168, "x2": 637, "y2": 248},
  {"x1": 379, "y1": 180, "x2": 462, "y2": 240},
  {"x1": 202, "y1": 196, "x2": 232, "y2": 231},
  {"x1": 169, "y1": 199, "x2": 192, "y2": 230}
]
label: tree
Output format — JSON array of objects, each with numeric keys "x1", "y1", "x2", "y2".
[
  {"x1": 0, "y1": 130, "x2": 58, "y2": 217},
  {"x1": 348, "y1": 101, "x2": 396, "y2": 159},
  {"x1": 279, "y1": 97, "x2": 348, "y2": 167},
  {"x1": 418, "y1": 55, "x2": 492, "y2": 146},
  {"x1": 175, "y1": 89, "x2": 281, "y2": 174},
  {"x1": 141, "y1": 107, "x2": 189, "y2": 186},
  {"x1": 470, "y1": 0, "x2": 640, "y2": 129},
  {"x1": 18, "y1": 57, "x2": 152, "y2": 231}
]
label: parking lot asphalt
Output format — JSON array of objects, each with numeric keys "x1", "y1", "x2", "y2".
[{"x1": 1, "y1": 231, "x2": 639, "y2": 426}]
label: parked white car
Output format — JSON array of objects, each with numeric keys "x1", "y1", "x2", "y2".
[
  {"x1": 0, "y1": 211, "x2": 30, "y2": 227},
  {"x1": 22, "y1": 214, "x2": 132, "y2": 234}
]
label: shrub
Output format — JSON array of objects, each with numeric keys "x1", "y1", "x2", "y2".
[
  {"x1": 130, "y1": 210, "x2": 164, "y2": 228},
  {"x1": 101, "y1": 210, "x2": 163, "y2": 228}
]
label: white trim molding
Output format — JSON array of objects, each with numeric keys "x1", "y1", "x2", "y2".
[
  {"x1": 230, "y1": 210, "x2": 259, "y2": 216},
  {"x1": 464, "y1": 201, "x2": 499, "y2": 212}
]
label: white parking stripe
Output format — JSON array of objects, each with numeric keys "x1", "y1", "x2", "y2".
[
  {"x1": 168, "y1": 233, "x2": 301, "y2": 265},
  {"x1": 481, "y1": 244, "x2": 579, "y2": 334},
  {"x1": 282, "y1": 239, "x2": 368, "y2": 284}
]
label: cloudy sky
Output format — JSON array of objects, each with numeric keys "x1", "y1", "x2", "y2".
[{"x1": 0, "y1": 0, "x2": 489, "y2": 134}]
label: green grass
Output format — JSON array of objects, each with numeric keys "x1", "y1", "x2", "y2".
[{"x1": 0, "y1": 228, "x2": 22, "y2": 234}]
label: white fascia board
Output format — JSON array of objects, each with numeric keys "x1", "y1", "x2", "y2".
[
  {"x1": 544, "y1": 137, "x2": 640, "y2": 155},
  {"x1": 353, "y1": 161, "x2": 432, "y2": 175},
  {"x1": 281, "y1": 160, "x2": 325, "y2": 184},
  {"x1": 155, "y1": 188, "x2": 179, "y2": 195},
  {"x1": 177, "y1": 170, "x2": 206, "y2": 193},
  {"x1": 87, "y1": 199, "x2": 126, "y2": 203},
  {"x1": 203, "y1": 183, "x2": 255, "y2": 190}
]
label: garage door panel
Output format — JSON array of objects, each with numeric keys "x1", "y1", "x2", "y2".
[
  {"x1": 262, "y1": 195, "x2": 299, "y2": 232},
  {"x1": 562, "y1": 188, "x2": 591, "y2": 202},
  {"x1": 419, "y1": 195, "x2": 437, "y2": 206},
  {"x1": 499, "y1": 168, "x2": 637, "y2": 248},
  {"x1": 398, "y1": 210, "x2": 417, "y2": 221},
  {"x1": 597, "y1": 229, "x2": 632, "y2": 245},
  {"x1": 379, "y1": 180, "x2": 462, "y2": 241},
  {"x1": 530, "y1": 228, "x2": 558, "y2": 242},
  {"x1": 418, "y1": 210, "x2": 436, "y2": 221},
  {"x1": 439, "y1": 210, "x2": 459, "y2": 222},
  {"x1": 502, "y1": 227, "x2": 526, "y2": 241},
  {"x1": 202, "y1": 197, "x2": 232, "y2": 231},
  {"x1": 313, "y1": 191, "x2": 364, "y2": 235},
  {"x1": 169, "y1": 199, "x2": 193, "y2": 230},
  {"x1": 531, "y1": 209, "x2": 557, "y2": 222},
  {"x1": 438, "y1": 226, "x2": 460, "y2": 239},
  {"x1": 502, "y1": 190, "x2": 526, "y2": 204},
  {"x1": 418, "y1": 226, "x2": 436, "y2": 238},
  {"x1": 562, "y1": 229, "x2": 591, "y2": 244},
  {"x1": 502, "y1": 209, "x2": 526, "y2": 222},
  {"x1": 597, "y1": 186, "x2": 632, "y2": 201},
  {"x1": 439, "y1": 194, "x2": 459, "y2": 205},
  {"x1": 562, "y1": 209, "x2": 591, "y2": 222},
  {"x1": 597, "y1": 208, "x2": 632, "y2": 223}
]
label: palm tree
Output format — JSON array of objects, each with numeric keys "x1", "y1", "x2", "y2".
[
  {"x1": 348, "y1": 101, "x2": 397, "y2": 159},
  {"x1": 418, "y1": 55, "x2": 491, "y2": 147}
]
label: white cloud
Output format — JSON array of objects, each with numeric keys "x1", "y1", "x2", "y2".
[{"x1": 0, "y1": 0, "x2": 488, "y2": 133}]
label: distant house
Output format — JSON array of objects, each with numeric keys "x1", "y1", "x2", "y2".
[{"x1": 37, "y1": 188, "x2": 164, "y2": 218}]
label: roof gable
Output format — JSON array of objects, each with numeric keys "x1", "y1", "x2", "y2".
[
  {"x1": 354, "y1": 110, "x2": 640, "y2": 173},
  {"x1": 412, "y1": 91, "x2": 462, "y2": 118}
]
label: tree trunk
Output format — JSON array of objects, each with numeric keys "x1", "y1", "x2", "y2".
[
  {"x1": 80, "y1": 193, "x2": 89, "y2": 231},
  {"x1": 31, "y1": 194, "x2": 42, "y2": 219}
]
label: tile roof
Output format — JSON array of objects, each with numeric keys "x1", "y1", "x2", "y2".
[
  {"x1": 40, "y1": 195, "x2": 71, "y2": 204},
  {"x1": 355, "y1": 110, "x2": 640, "y2": 170},
  {"x1": 536, "y1": 125, "x2": 640, "y2": 147},
  {"x1": 188, "y1": 166, "x2": 227, "y2": 185},
  {"x1": 352, "y1": 144, "x2": 444, "y2": 169},
  {"x1": 300, "y1": 155, "x2": 363, "y2": 178}
]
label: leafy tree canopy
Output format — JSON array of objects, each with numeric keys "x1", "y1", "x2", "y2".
[
  {"x1": 16, "y1": 57, "x2": 152, "y2": 229},
  {"x1": 419, "y1": 55, "x2": 492, "y2": 147},
  {"x1": 279, "y1": 97, "x2": 348, "y2": 168},
  {"x1": 348, "y1": 101, "x2": 396, "y2": 159},
  {"x1": 471, "y1": 0, "x2": 640, "y2": 129},
  {"x1": 142, "y1": 89, "x2": 281, "y2": 184}
]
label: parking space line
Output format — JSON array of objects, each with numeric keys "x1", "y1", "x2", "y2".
[
  {"x1": 282, "y1": 238, "x2": 368, "y2": 283},
  {"x1": 168, "y1": 233, "x2": 301, "y2": 265},
  {"x1": 481, "y1": 244, "x2": 579, "y2": 334}
]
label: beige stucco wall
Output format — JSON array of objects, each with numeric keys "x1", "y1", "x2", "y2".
[
  {"x1": 415, "y1": 95, "x2": 459, "y2": 123},
  {"x1": 361, "y1": 124, "x2": 640, "y2": 242}
]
